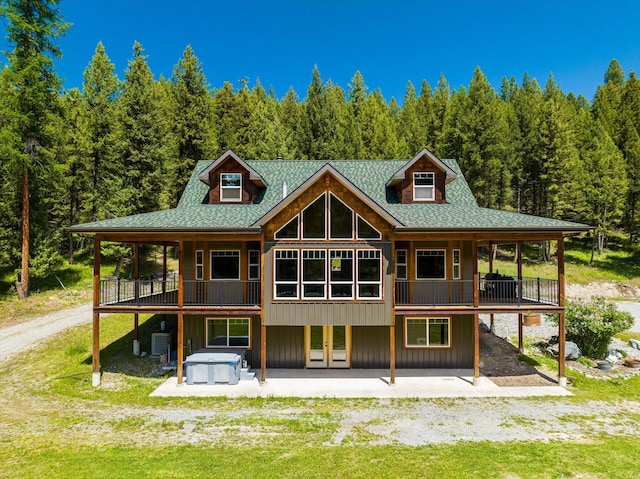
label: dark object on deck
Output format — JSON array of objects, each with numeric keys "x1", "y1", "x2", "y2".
[{"x1": 483, "y1": 271, "x2": 517, "y2": 298}]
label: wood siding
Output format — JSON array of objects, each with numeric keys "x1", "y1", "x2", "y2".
[
  {"x1": 208, "y1": 157, "x2": 258, "y2": 204},
  {"x1": 266, "y1": 326, "x2": 304, "y2": 368},
  {"x1": 263, "y1": 242, "x2": 393, "y2": 326},
  {"x1": 398, "y1": 156, "x2": 446, "y2": 204},
  {"x1": 395, "y1": 314, "x2": 474, "y2": 368},
  {"x1": 183, "y1": 315, "x2": 261, "y2": 367}
]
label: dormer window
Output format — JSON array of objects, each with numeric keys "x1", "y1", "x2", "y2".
[
  {"x1": 220, "y1": 173, "x2": 242, "y2": 202},
  {"x1": 413, "y1": 172, "x2": 435, "y2": 201}
]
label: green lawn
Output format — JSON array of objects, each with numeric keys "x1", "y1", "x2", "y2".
[{"x1": 1, "y1": 313, "x2": 639, "y2": 478}]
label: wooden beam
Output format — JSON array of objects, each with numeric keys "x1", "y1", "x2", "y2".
[
  {"x1": 472, "y1": 239, "x2": 479, "y2": 308},
  {"x1": 489, "y1": 242, "x2": 494, "y2": 333},
  {"x1": 557, "y1": 236, "x2": 566, "y2": 385},
  {"x1": 178, "y1": 241, "x2": 184, "y2": 308},
  {"x1": 134, "y1": 242, "x2": 140, "y2": 303},
  {"x1": 92, "y1": 237, "x2": 101, "y2": 386},
  {"x1": 162, "y1": 242, "x2": 167, "y2": 296},
  {"x1": 473, "y1": 312, "x2": 480, "y2": 382},
  {"x1": 517, "y1": 242, "x2": 523, "y2": 351},
  {"x1": 134, "y1": 313, "x2": 139, "y2": 341},
  {"x1": 389, "y1": 318, "x2": 396, "y2": 385},
  {"x1": 261, "y1": 322, "x2": 267, "y2": 383},
  {"x1": 177, "y1": 313, "x2": 184, "y2": 385}
]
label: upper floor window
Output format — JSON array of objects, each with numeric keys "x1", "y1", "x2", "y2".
[
  {"x1": 195, "y1": 250, "x2": 204, "y2": 280},
  {"x1": 220, "y1": 173, "x2": 242, "y2": 202},
  {"x1": 274, "y1": 192, "x2": 382, "y2": 241},
  {"x1": 211, "y1": 251, "x2": 240, "y2": 280},
  {"x1": 416, "y1": 249, "x2": 446, "y2": 279},
  {"x1": 413, "y1": 172, "x2": 435, "y2": 201},
  {"x1": 248, "y1": 250, "x2": 260, "y2": 280},
  {"x1": 453, "y1": 249, "x2": 461, "y2": 280}
]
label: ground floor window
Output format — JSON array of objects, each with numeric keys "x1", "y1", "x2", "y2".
[
  {"x1": 405, "y1": 317, "x2": 451, "y2": 348},
  {"x1": 206, "y1": 317, "x2": 250, "y2": 348}
]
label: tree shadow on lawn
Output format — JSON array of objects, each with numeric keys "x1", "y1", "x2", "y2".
[{"x1": 83, "y1": 314, "x2": 177, "y2": 378}]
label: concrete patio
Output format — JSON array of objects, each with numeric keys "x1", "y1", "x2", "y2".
[{"x1": 150, "y1": 369, "x2": 572, "y2": 399}]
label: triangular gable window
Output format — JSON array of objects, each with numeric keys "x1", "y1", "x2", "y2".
[
  {"x1": 275, "y1": 216, "x2": 299, "y2": 240},
  {"x1": 356, "y1": 215, "x2": 382, "y2": 240},
  {"x1": 302, "y1": 194, "x2": 326, "y2": 239},
  {"x1": 329, "y1": 193, "x2": 353, "y2": 239}
]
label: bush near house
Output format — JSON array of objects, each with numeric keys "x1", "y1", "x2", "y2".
[{"x1": 562, "y1": 298, "x2": 634, "y2": 359}]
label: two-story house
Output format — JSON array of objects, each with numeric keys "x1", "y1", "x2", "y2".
[{"x1": 68, "y1": 149, "x2": 589, "y2": 388}]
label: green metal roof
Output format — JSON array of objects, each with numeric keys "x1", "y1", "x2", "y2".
[{"x1": 68, "y1": 157, "x2": 590, "y2": 233}]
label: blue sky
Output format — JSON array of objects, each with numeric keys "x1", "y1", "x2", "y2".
[{"x1": 2, "y1": 0, "x2": 640, "y2": 103}]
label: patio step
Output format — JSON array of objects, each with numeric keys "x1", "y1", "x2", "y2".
[{"x1": 241, "y1": 367, "x2": 255, "y2": 381}]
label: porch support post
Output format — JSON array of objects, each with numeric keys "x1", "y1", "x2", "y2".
[
  {"x1": 517, "y1": 242, "x2": 523, "y2": 352},
  {"x1": 488, "y1": 242, "x2": 495, "y2": 333},
  {"x1": 92, "y1": 237, "x2": 101, "y2": 387},
  {"x1": 133, "y1": 242, "x2": 140, "y2": 305},
  {"x1": 177, "y1": 313, "x2": 184, "y2": 384},
  {"x1": 162, "y1": 242, "x2": 167, "y2": 296},
  {"x1": 473, "y1": 312, "x2": 480, "y2": 385},
  {"x1": 177, "y1": 241, "x2": 184, "y2": 385},
  {"x1": 134, "y1": 314, "x2": 139, "y2": 341},
  {"x1": 261, "y1": 321, "x2": 267, "y2": 383},
  {"x1": 557, "y1": 236, "x2": 567, "y2": 386},
  {"x1": 390, "y1": 316, "x2": 396, "y2": 385},
  {"x1": 472, "y1": 240, "x2": 482, "y2": 386}
]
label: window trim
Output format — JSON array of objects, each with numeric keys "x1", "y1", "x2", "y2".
[
  {"x1": 329, "y1": 193, "x2": 354, "y2": 240},
  {"x1": 220, "y1": 172, "x2": 243, "y2": 203},
  {"x1": 248, "y1": 250, "x2": 260, "y2": 280},
  {"x1": 205, "y1": 317, "x2": 251, "y2": 349},
  {"x1": 210, "y1": 250, "x2": 240, "y2": 280},
  {"x1": 452, "y1": 249, "x2": 461, "y2": 280},
  {"x1": 356, "y1": 249, "x2": 382, "y2": 300},
  {"x1": 275, "y1": 215, "x2": 299, "y2": 240},
  {"x1": 195, "y1": 249, "x2": 204, "y2": 281},
  {"x1": 274, "y1": 249, "x2": 299, "y2": 299},
  {"x1": 415, "y1": 249, "x2": 447, "y2": 280},
  {"x1": 301, "y1": 193, "x2": 327, "y2": 240},
  {"x1": 404, "y1": 316, "x2": 452, "y2": 349},
  {"x1": 302, "y1": 249, "x2": 327, "y2": 300},
  {"x1": 329, "y1": 249, "x2": 354, "y2": 300},
  {"x1": 395, "y1": 249, "x2": 407, "y2": 280},
  {"x1": 356, "y1": 214, "x2": 382, "y2": 240},
  {"x1": 413, "y1": 171, "x2": 435, "y2": 202}
]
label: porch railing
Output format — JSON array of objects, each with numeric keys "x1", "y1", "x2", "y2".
[
  {"x1": 99, "y1": 279, "x2": 260, "y2": 307},
  {"x1": 395, "y1": 277, "x2": 558, "y2": 307}
]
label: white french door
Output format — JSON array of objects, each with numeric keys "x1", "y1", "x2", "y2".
[{"x1": 304, "y1": 325, "x2": 351, "y2": 368}]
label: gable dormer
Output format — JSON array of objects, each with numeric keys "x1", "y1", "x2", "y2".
[
  {"x1": 197, "y1": 150, "x2": 266, "y2": 204},
  {"x1": 387, "y1": 149, "x2": 457, "y2": 204}
]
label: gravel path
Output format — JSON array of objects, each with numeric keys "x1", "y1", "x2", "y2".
[{"x1": 0, "y1": 303, "x2": 92, "y2": 361}]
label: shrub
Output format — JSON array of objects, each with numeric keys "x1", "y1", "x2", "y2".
[{"x1": 560, "y1": 298, "x2": 634, "y2": 359}]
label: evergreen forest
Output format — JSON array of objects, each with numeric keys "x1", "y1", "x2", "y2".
[{"x1": 1, "y1": 1, "x2": 640, "y2": 295}]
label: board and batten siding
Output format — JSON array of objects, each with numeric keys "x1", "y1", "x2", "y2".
[
  {"x1": 263, "y1": 242, "x2": 393, "y2": 326},
  {"x1": 183, "y1": 315, "x2": 261, "y2": 367},
  {"x1": 266, "y1": 326, "x2": 305, "y2": 368},
  {"x1": 395, "y1": 314, "x2": 474, "y2": 368}
]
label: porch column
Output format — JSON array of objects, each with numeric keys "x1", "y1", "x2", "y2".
[
  {"x1": 177, "y1": 240, "x2": 184, "y2": 385},
  {"x1": 557, "y1": 236, "x2": 567, "y2": 386},
  {"x1": 517, "y1": 242, "x2": 523, "y2": 352},
  {"x1": 488, "y1": 242, "x2": 495, "y2": 333},
  {"x1": 390, "y1": 317, "x2": 396, "y2": 385},
  {"x1": 134, "y1": 242, "x2": 140, "y2": 303},
  {"x1": 261, "y1": 321, "x2": 267, "y2": 383},
  {"x1": 92, "y1": 237, "x2": 101, "y2": 387},
  {"x1": 162, "y1": 242, "x2": 167, "y2": 297},
  {"x1": 472, "y1": 240, "x2": 481, "y2": 385}
]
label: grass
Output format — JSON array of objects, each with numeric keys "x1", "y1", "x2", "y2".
[
  {"x1": 1, "y1": 313, "x2": 640, "y2": 478},
  {"x1": 1, "y1": 439, "x2": 638, "y2": 478}
]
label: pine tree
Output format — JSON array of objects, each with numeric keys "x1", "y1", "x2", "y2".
[
  {"x1": 620, "y1": 72, "x2": 640, "y2": 242},
  {"x1": 82, "y1": 42, "x2": 122, "y2": 221},
  {"x1": 301, "y1": 66, "x2": 333, "y2": 160},
  {"x1": 0, "y1": 0, "x2": 69, "y2": 295},
  {"x1": 167, "y1": 45, "x2": 216, "y2": 205},
  {"x1": 347, "y1": 71, "x2": 368, "y2": 158},
  {"x1": 119, "y1": 41, "x2": 167, "y2": 215}
]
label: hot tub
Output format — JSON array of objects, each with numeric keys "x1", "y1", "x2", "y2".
[{"x1": 184, "y1": 352, "x2": 242, "y2": 385}]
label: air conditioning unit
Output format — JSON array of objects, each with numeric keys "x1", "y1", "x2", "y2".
[{"x1": 151, "y1": 332, "x2": 171, "y2": 357}]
